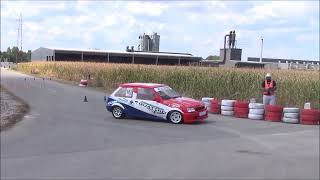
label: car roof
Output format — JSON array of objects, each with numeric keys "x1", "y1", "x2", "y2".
[{"x1": 120, "y1": 83, "x2": 166, "y2": 88}]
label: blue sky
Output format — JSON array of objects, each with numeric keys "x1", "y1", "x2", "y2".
[{"x1": 1, "y1": 0, "x2": 319, "y2": 61}]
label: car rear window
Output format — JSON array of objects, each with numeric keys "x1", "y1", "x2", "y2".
[{"x1": 114, "y1": 87, "x2": 133, "y2": 98}]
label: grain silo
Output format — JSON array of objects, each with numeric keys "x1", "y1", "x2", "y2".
[
  {"x1": 151, "y1": 32, "x2": 160, "y2": 52},
  {"x1": 139, "y1": 33, "x2": 151, "y2": 52}
]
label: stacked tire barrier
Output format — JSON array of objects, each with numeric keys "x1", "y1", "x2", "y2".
[
  {"x1": 248, "y1": 103, "x2": 264, "y2": 120},
  {"x1": 300, "y1": 109, "x2": 320, "y2": 125},
  {"x1": 265, "y1": 105, "x2": 283, "y2": 122},
  {"x1": 234, "y1": 101, "x2": 249, "y2": 118},
  {"x1": 210, "y1": 99, "x2": 221, "y2": 114},
  {"x1": 282, "y1": 107, "x2": 300, "y2": 124},
  {"x1": 201, "y1": 97, "x2": 214, "y2": 111},
  {"x1": 221, "y1": 100, "x2": 236, "y2": 116}
]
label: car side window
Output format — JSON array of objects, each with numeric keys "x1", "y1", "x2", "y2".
[
  {"x1": 137, "y1": 88, "x2": 155, "y2": 100},
  {"x1": 114, "y1": 87, "x2": 133, "y2": 98}
]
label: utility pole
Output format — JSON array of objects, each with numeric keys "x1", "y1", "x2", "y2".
[
  {"x1": 16, "y1": 16, "x2": 20, "y2": 48},
  {"x1": 260, "y1": 36, "x2": 263, "y2": 63},
  {"x1": 16, "y1": 16, "x2": 19, "y2": 64},
  {"x1": 20, "y1": 13, "x2": 23, "y2": 62},
  {"x1": 20, "y1": 13, "x2": 22, "y2": 51},
  {"x1": 15, "y1": 13, "x2": 23, "y2": 63}
]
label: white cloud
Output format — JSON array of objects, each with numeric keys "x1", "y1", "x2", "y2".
[
  {"x1": 296, "y1": 33, "x2": 319, "y2": 42},
  {"x1": 187, "y1": 13, "x2": 200, "y2": 21},
  {"x1": 125, "y1": 2, "x2": 169, "y2": 16},
  {"x1": 1, "y1": 1, "x2": 65, "y2": 18},
  {"x1": 7, "y1": 31, "x2": 16, "y2": 37},
  {"x1": 75, "y1": 0, "x2": 93, "y2": 13},
  {"x1": 176, "y1": 2, "x2": 199, "y2": 8},
  {"x1": 47, "y1": 27, "x2": 64, "y2": 36},
  {"x1": 118, "y1": 15, "x2": 137, "y2": 28},
  {"x1": 263, "y1": 27, "x2": 308, "y2": 34},
  {"x1": 248, "y1": 1, "x2": 312, "y2": 21},
  {"x1": 183, "y1": 36, "x2": 192, "y2": 42},
  {"x1": 75, "y1": 15, "x2": 90, "y2": 25},
  {"x1": 209, "y1": 1, "x2": 227, "y2": 9},
  {"x1": 185, "y1": 1, "x2": 316, "y2": 27},
  {"x1": 23, "y1": 21, "x2": 41, "y2": 32}
]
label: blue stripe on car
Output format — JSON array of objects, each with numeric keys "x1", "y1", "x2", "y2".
[{"x1": 106, "y1": 97, "x2": 165, "y2": 121}]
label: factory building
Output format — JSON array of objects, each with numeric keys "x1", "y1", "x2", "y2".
[
  {"x1": 31, "y1": 47, "x2": 202, "y2": 65},
  {"x1": 31, "y1": 32, "x2": 202, "y2": 65},
  {"x1": 247, "y1": 57, "x2": 320, "y2": 65}
]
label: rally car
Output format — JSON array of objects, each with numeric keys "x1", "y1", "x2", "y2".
[{"x1": 104, "y1": 83, "x2": 208, "y2": 124}]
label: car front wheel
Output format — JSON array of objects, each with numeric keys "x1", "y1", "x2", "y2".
[
  {"x1": 112, "y1": 106, "x2": 125, "y2": 119},
  {"x1": 168, "y1": 111, "x2": 183, "y2": 124}
]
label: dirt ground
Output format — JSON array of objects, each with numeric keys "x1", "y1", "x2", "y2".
[{"x1": 0, "y1": 86, "x2": 29, "y2": 132}]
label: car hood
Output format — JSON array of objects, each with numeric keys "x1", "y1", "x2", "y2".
[{"x1": 162, "y1": 97, "x2": 203, "y2": 108}]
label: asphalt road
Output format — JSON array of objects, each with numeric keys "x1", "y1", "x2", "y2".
[{"x1": 1, "y1": 68, "x2": 319, "y2": 180}]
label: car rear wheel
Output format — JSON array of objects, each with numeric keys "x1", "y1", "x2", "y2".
[
  {"x1": 112, "y1": 106, "x2": 125, "y2": 119},
  {"x1": 168, "y1": 111, "x2": 183, "y2": 124}
]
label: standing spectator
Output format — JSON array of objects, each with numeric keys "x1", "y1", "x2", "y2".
[{"x1": 262, "y1": 73, "x2": 277, "y2": 105}]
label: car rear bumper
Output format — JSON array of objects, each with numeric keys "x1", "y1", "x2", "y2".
[{"x1": 183, "y1": 110, "x2": 208, "y2": 123}]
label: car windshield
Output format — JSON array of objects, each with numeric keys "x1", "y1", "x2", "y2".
[{"x1": 154, "y1": 86, "x2": 181, "y2": 100}]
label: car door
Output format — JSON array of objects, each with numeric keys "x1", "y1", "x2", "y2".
[{"x1": 133, "y1": 87, "x2": 167, "y2": 120}]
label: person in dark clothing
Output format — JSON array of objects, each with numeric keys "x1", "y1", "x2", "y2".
[{"x1": 261, "y1": 73, "x2": 277, "y2": 105}]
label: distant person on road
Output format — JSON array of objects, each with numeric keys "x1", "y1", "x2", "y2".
[{"x1": 262, "y1": 73, "x2": 277, "y2": 106}]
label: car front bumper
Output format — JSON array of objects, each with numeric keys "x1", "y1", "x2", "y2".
[{"x1": 183, "y1": 110, "x2": 208, "y2": 123}]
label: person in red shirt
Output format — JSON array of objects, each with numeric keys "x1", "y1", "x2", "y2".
[{"x1": 261, "y1": 73, "x2": 277, "y2": 105}]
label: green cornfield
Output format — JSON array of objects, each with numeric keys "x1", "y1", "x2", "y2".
[{"x1": 16, "y1": 61, "x2": 320, "y2": 108}]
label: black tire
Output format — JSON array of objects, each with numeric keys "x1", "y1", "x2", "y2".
[
  {"x1": 167, "y1": 111, "x2": 183, "y2": 124},
  {"x1": 112, "y1": 106, "x2": 125, "y2": 119}
]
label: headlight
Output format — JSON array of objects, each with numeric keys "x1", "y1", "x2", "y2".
[{"x1": 187, "y1": 108, "x2": 195, "y2": 112}]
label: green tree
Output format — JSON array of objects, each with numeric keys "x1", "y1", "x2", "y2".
[
  {"x1": 0, "y1": 46, "x2": 31, "y2": 62},
  {"x1": 6, "y1": 47, "x2": 12, "y2": 61},
  {"x1": 27, "y1": 50, "x2": 31, "y2": 61},
  {"x1": 206, "y1": 55, "x2": 220, "y2": 60}
]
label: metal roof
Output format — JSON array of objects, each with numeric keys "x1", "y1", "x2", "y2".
[
  {"x1": 41, "y1": 47, "x2": 200, "y2": 58},
  {"x1": 248, "y1": 57, "x2": 319, "y2": 64}
]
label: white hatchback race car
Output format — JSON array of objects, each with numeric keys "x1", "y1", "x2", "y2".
[{"x1": 104, "y1": 83, "x2": 208, "y2": 124}]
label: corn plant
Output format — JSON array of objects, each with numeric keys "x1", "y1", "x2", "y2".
[{"x1": 17, "y1": 61, "x2": 320, "y2": 108}]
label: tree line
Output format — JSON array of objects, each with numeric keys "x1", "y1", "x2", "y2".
[
  {"x1": 205, "y1": 55, "x2": 220, "y2": 60},
  {"x1": 0, "y1": 46, "x2": 31, "y2": 63}
]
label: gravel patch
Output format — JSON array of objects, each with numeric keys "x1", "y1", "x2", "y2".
[{"x1": 0, "y1": 86, "x2": 29, "y2": 132}]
